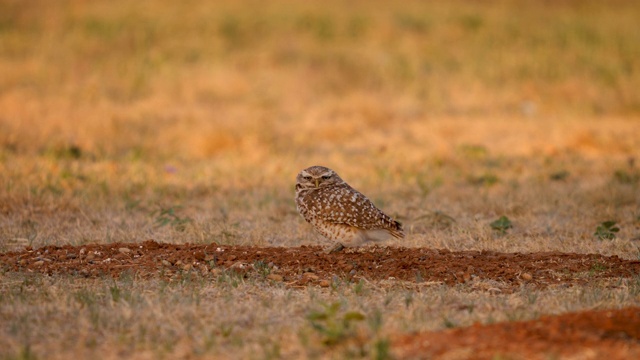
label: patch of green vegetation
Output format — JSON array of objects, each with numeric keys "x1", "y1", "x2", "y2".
[
  {"x1": 458, "y1": 14, "x2": 483, "y2": 32},
  {"x1": 549, "y1": 170, "x2": 569, "y2": 181},
  {"x1": 372, "y1": 338, "x2": 391, "y2": 360},
  {"x1": 468, "y1": 173, "x2": 499, "y2": 186},
  {"x1": 48, "y1": 144, "x2": 83, "y2": 160},
  {"x1": 589, "y1": 262, "x2": 607, "y2": 273},
  {"x1": 253, "y1": 260, "x2": 271, "y2": 279},
  {"x1": 490, "y1": 216, "x2": 513, "y2": 235},
  {"x1": 7, "y1": 344, "x2": 39, "y2": 360},
  {"x1": 593, "y1": 221, "x2": 620, "y2": 240},
  {"x1": 152, "y1": 206, "x2": 193, "y2": 231},
  {"x1": 352, "y1": 279, "x2": 366, "y2": 296},
  {"x1": 296, "y1": 14, "x2": 335, "y2": 41},
  {"x1": 394, "y1": 13, "x2": 431, "y2": 33},
  {"x1": 306, "y1": 301, "x2": 365, "y2": 346},
  {"x1": 346, "y1": 15, "x2": 369, "y2": 38},
  {"x1": 404, "y1": 291, "x2": 414, "y2": 309},
  {"x1": 415, "y1": 175, "x2": 444, "y2": 196},
  {"x1": 303, "y1": 301, "x2": 392, "y2": 359},
  {"x1": 442, "y1": 315, "x2": 457, "y2": 329},
  {"x1": 613, "y1": 169, "x2": 639, "y2": 184},
  {"x1": 214, "y1": 269, "x2": 246, "y2": 288},
  {"x1": 458, "y1": 144, "x2": 489, "y2": 159}
]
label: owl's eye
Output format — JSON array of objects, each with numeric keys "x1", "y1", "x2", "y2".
[
  {"x1": 303, "y1": 176, "x2": 312, "y2": 181},
  {"x1": 321, "y1": 175, "x2": 331, "y2": 180}
]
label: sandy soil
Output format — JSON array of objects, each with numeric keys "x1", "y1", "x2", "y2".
[{"x1": 2, "y1": 241, "x2": 639, "y2": 359}]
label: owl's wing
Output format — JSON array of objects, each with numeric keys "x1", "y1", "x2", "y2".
[{"x1": 310, "y1": 185, "x2": 400, "y2": 231}]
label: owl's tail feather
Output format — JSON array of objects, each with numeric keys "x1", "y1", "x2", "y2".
[
  {"x1": 360, "y1": 220, "x2": 404, "y2": 242},
  {"x1": 387, "y1": 221, "x2": 405, "y2": 239}
]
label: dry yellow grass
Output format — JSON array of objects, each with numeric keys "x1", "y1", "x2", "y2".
[
  {"x1": 1, "y1": 272, "x2": 639, "y2": 359},
  {"x1": 1, "y1": 0, "x2": 640, "y2": 358}
]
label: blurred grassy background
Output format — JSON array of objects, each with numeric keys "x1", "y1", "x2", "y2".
[
  {"x1": 0, "y1": 0, "x2": 639, "y2": 253},
  {"x1": 1, "y1": 0, "x2": 639, "y2": 156}
]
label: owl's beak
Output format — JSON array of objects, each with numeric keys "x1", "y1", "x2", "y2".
[{"x1": 315, "y1": 179, "x2": 319, "y2": 188}]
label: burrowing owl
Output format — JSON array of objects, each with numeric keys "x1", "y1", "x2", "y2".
[{"x1": 295, "y1": 166, "x2": 404, "y2": 252}]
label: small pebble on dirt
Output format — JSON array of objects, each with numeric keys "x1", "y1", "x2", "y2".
[
  {"x1": 118, "y1": 248, "x2": 131, "y2": 254},
  {"x1": 231, "y1": 262, "x2": 245, "y2": 269},
  {"x1": 521, "y1": 273, "x2": 533, "y2": 281},
  {"x1": 319, "y1": 279, "x2": 331, "y2": 287},
  {"x1": 161, "y1": 260, "x2": 172, "y2": 267}
]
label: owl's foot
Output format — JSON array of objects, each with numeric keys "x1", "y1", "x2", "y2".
[{"x1": 324, "y1": 242, "x2": 345, "y2": 254}]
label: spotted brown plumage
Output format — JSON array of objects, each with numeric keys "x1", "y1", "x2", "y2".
[{"x1": 295, "y1": 166, "x2": 404, "y2": 252}]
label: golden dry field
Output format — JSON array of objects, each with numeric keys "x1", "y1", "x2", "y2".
[{"x1": 1, "y1": 0, "x2": 640, "y2": 359}]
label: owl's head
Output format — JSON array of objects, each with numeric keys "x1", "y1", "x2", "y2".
[{"x1": 296, "y1": 166, "x2": 344, "y2": 191}]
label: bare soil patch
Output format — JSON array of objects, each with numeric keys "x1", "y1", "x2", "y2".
[
  {"x1": 2, "y1": 241, "x2": 640, "y2": 358},
  {"x1": 393, "y1": 306, "x2": 640, "y2": 359},
  {"x1": 1, "y1": 241, "x2": 638, "y2": 291}
]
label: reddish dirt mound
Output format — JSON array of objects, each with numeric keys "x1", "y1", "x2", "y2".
[
  {"x1": 1, "y1": 240, "x2": 638, "y2": 293},
  {"x1": 392, "y1": 307, "x2": 640, "y2": 359}
]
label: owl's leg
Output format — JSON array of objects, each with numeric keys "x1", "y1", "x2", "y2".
[{"x1": 324, "y1": 242, "x2": 345, "y2": 254}]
